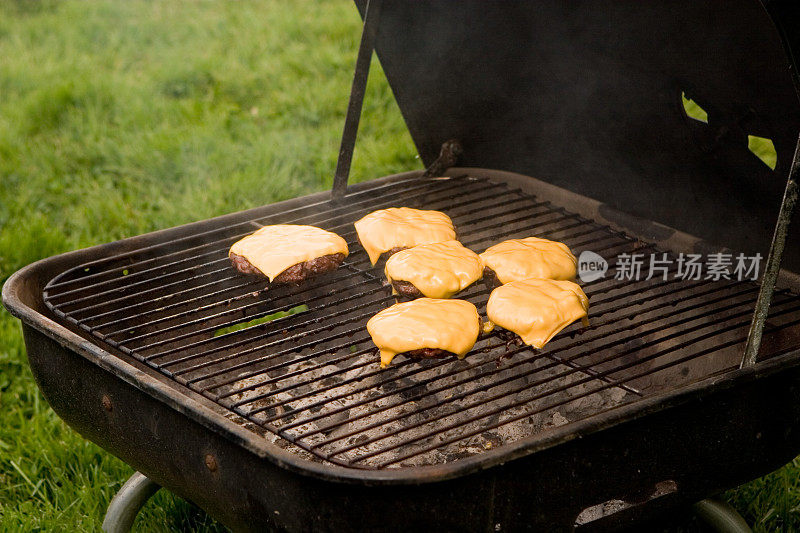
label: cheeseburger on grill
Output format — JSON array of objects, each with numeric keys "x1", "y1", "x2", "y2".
[
  {"x1": 354, "y1": 207, "x2": 456, "y2": 265},
  {"x1": 367, "y1": 298, "x2": 481, "y2": 368},
  {"x1": 480, "y1": 237, "x2": 577, "y2": 286},
  {"x1": 486, "y1": 278, "x2": 589, "y2": 349},
  {"x1": 384, "y1": 240, "x2": 483, "y2": 299},
  {"x1": 229, "y1": 225, "x2": 348, "y2": 284}
]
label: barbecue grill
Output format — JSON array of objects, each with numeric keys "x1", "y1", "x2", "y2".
[{"x1": 5, "y1": 0, "x2": 800, "y2": 531}]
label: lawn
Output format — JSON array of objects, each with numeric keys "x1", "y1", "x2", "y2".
[{"x1": 0, "y1": 1, "x2": 795, "y2": 531}]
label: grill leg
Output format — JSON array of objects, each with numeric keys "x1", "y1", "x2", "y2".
[
  {"x1": 693, "y1": 498, "x2": 752, "y2": 533},
  {"x1": 102, "y1": 472, "x2": 160, "y2": 533}
]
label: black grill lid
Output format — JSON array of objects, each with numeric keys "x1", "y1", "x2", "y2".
[{"x1": 356, "y1": 0, "x2": 800, "y2": 272}]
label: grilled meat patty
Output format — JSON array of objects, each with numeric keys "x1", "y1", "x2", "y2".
[
  {"x1": 384, "y1": 240, "x2": 482, "y2": 299},
  {"x1": 367, "y1": 298, "x2": 481, "y2": 367},
  {"x1": 402, "y1": 348, "x2": 455, "y2": 359},
  {"x1": 229, "y1": 253, "x2": 346, "y2": 284},
  {"x1": 355, "y1": 237, "x2": 408, "y2": 264},
  {"x1": 486, "y1": 278, "x2": 589, "y2": 348},
  {"x1": 354, "y1": 207, "x2": 456, "y2": 265},
  {"x1": 385, "y1": 246, "x2": 409, "y2": 258},
  {"x1": 479, "y1": 237, "x2": 577, "y2": 284},
  {"x1": 483, "y1": 266, "x2": 501, "y2": 288},
  {"x1": 390, "y1": 279, "x2": 424, "y2": 299}
]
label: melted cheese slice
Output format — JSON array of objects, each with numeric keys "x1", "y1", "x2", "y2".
[
  {"x1": 366, "y1": 298, "x2": 480, "y2": 368},
  {"x1": 229, "y1": 225, "x2": 348, "y2": 281},
  {"x1": 479, "y1": 237, "x2": 577, "y2": 284},
  {"x1": 384, "y1": 240, "x2": 483, "y2": 298},
  {"x1": 354, "y1": 207, "x2": 456, "y2": 265},
  {"x1": 486, "y1": 278, "x2": 589, "y2": 349}
]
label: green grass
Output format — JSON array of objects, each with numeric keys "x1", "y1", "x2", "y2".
[
  {"x1": 0, "y1": 1, "x2": 796, "y2": 531},
  {"x1": 0, "y1": 1, "x2": 416, "y2": 530}
]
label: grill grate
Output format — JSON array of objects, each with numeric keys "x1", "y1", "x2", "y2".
[{"x1": 42, "y1": 175, "x2": 800, "y2": 469}]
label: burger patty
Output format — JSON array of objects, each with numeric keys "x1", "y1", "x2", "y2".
[
  {"x1": 355, "y1": 236, "x2": 409, "y2": 264},
  {"x1": 482, "y1": 266, "x2": 501, "y2": 288},
  {"x1": 401, "y1": 348, "x2": 456, "y2": 360},
  {"x1": 229, "y1": 253, "x2": 346, "y2": 283},
  {"x1": 390, "y1": 279, "x2": 424, "y2": 299},
  {"x1": 385, "y1": 246, "x2": 409, "y2": 258}
]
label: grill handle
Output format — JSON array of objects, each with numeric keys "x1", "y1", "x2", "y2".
[
  {"x1": 741, "y1": 132, "x2": 800, "y2": 367},
  {"x1": 331, "y1": 0, "x2": 382, "y2": 201}
]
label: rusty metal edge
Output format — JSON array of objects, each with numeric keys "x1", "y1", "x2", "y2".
[{"x1": 742, "y1": 137, "x2": 800, "y2": 367}]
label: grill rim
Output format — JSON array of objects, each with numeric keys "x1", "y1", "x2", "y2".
[{"x1": 6, "y1": 167, "x2": 800, "y2": 485}]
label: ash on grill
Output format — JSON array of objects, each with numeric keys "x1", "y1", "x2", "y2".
[{"x1": 223, "y1": 345, "x2": 632, "y2": 467}]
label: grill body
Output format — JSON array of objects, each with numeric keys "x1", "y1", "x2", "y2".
[
  {"x1": 6, "y1": 169, "x2": 800, "y2": 530},
  {"x1": 19, "y1": 325, "x2": 800, "y2": 531},
  {"x1": 6, "y1": 0, "x2": 800, "y2": 529}
]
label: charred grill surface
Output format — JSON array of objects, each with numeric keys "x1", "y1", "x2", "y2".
[
  {"x1": 229, "y1": 252, "x2": 346, "y2": 283},
  {"x1": 40, "y1": 175, "x2": 800, "y2": 470}
]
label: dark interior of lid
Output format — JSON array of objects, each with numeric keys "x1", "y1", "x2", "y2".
[{"x1": 355, "y1": 0, "x2": 800, "y2": 273}]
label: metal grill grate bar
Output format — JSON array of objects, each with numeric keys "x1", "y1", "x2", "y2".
[
  {"x1": 175, "y1": 237, "x2": 640, "y2": 392},
  {"x1": 91, "y1": 206, "x2": 604, "y2": 337},
  {"x1": 134, "y1": 210, "x2": 633, "y2": 370},
  {"x1": 372, "y1": 300, "x2": 800, "y2": 468},
  {"x1": 275, "y1": 283, "x2": 760, "y2": 444},
  {"x1": 345, "y1": 295, "x2": 800, "y2": 466},
  {"x1": 243, "y1": 274, "x2": 720, "y2": 426},
  {"x1": 49, "y1": 178, "x2": 500, "y2": 311},
  {"x1": 227, "y1": 264, "x2": 705, "y2": 411},
  {"x1": 44, "y1": 176, "x2": 438, "y2": 290},
  {"x1": 101, "y1": 194, "x2": 553, "y2": 343},
  {"x1": 63, "y1": 187, "x2": 541, "y2": 330}
]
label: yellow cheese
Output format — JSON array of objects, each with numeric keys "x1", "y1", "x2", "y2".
[
  {"x1": 479, "y1": 237, "x2": 577, "y2": 284},
  {"x1": 354, "y1": 207, "x2": 456, "y2": 265},
  {"x1": 366, "y1": 298, "x2": 480, "y2": 368},
  {"x1": 486, "y1": 278, "x2": 589, "y2": 348},
  {"x1": 228, "y1": 225, "x2": 348, "y2": 282},
  {"x1": 384, "y1": 240, "x2": 483, "y2": 298}
]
